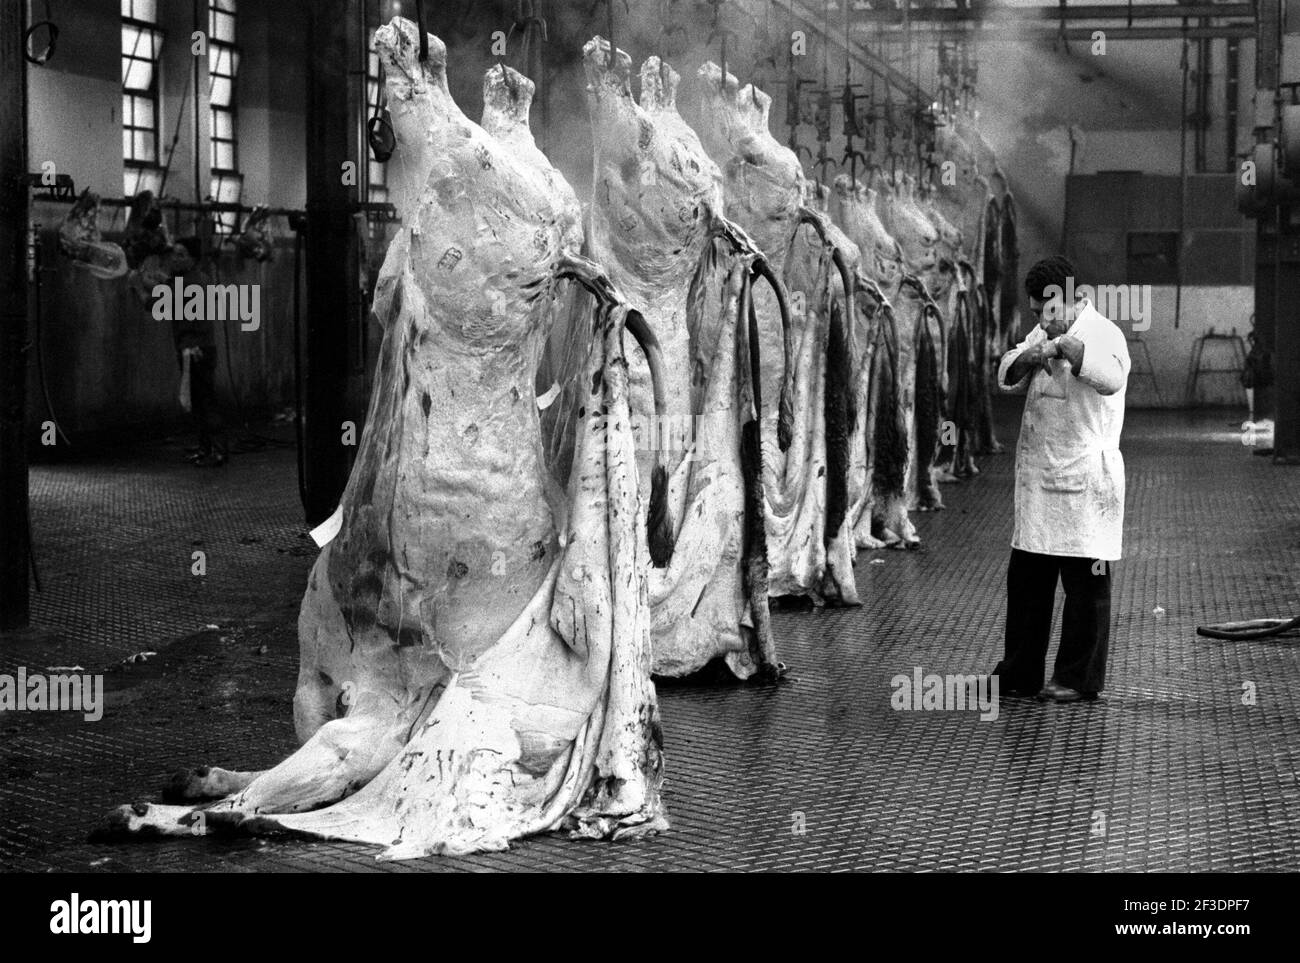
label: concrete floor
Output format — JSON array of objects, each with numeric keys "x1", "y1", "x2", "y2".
[{"x1": 2, "y1": 403, "x2": 1298, "y2": 872}]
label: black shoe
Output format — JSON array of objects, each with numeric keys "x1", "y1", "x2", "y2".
[{"x1": 1037, "y1": 679, "x2": 1100, "y2": 703}]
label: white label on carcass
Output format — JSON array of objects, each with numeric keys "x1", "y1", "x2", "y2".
[
  {"x1": 309, "y1": 505, "x2": 344, "y2": 547},
  {"x1": 536, "y1": 381, "x2": 562, "y2": 411}
]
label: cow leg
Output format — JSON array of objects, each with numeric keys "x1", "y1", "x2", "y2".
[
  {"x1": 958, "y1": 427, "x2": 980, "y2": 476},
  {"x1": 935, "y1": 445, "x2": 961, "y2": 483},
  {"x1": 94, "y1": 701, "x2": 422, "y2": 839},
  {"x1": 163, "y1": 766, "x2": 263, "y2": 802}
]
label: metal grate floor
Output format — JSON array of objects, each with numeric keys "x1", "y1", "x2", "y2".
[{"x1": 2, "y1": 406, "x2": 1298, "y2": 872}]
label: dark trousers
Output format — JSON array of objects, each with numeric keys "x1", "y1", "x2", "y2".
[
  {"x1": 179, "y1": 348, "x2": 226, "y2": 457},
  {"x1": 996, "y1": 548, "x2": 1111, "y2": 694}
]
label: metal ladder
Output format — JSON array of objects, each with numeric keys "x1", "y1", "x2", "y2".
[
  {"x1": 1126, "y1": 333, "x2": 1163, "y2": 406},
  {"x1": 1184, "y1": 327, "x2": 1248, "y2": 407}
]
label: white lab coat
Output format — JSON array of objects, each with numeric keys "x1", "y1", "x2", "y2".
[{"x1": 998, "y1": 300, "x2": 1130, "y2": 561}]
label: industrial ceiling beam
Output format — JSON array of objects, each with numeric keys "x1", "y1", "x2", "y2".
[
  {"x1": 777, "y1": 0, "x2": 935, "y2": 105},
  {"x1": 847, "y1": 3, "x2": 1255, "y2": 23},
  {"x1": 853, "y1": 24, "x2": 1257, "y2": 41},
  {"x1": 776, "y1": 0, "x2": 1252, "y2": 108}
]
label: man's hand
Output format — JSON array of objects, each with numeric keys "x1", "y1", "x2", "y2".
[
  {"x1": 1054, "y1": 335, "x2": 1085, "y2": 374},
  {"x1": 1005, "y1": 340, "x2": 1055, "y2": 385},
  {"x1": 1039, "y1": 339, "x2": 1061, "y2": 370}
]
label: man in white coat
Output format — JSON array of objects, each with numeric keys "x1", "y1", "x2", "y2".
[{"x1": 994, "y1": 256, "x2": 1130, "y2": 702}]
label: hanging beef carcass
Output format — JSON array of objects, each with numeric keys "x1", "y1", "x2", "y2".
[
  {"x1": 873, "y1": 171, "x2": 940, "y2": 282},
  {"x1": 122, "y1": 191, "x2": 196, "y2": 302},
  {"x1": 882, "y1": 172, "x2": 985, "y2": 494},
  {"x1": 692, "y1": 62, "x2": 862, "y2": 606},
  {"x1": 800, "y1": 177, "x2": 907, "y2": 561},
  {"x1": 579, "y1": 39, "x2": 792, "y2": 679},
  {"x1": 782, "y1": 205, "x2": 864, "y2": 604},
  {"x1": 829, "y1": 174, "x2": 940, "y2": 545},
  {"x1": 933, "y1": 122, "x2": 989, "y2": 261},
  {"x1": 917, "y1": 179, "x2": 982, "y2": 480},
  {"x1": 986, "y1": 171, "x2": 1021, "y2": 360},
  {"x1": 691, "y1": 63, "x2": 804, "y2": 419},
  {"x1": 935, "y1": 121, "x2": 1004, "y2": 457},
  {"x1": 969, "y1": 138, "x2": 1018, "y2": 454},
  {"x1": 815, "y1": 179, "x2": 900, "y2": 551},
  {"x1": 235, "y1": 205, "x2": 275, "y2": 263},
  {"x1": 941, "y1": 120, "x2": 1017, "y2": 456},
  {"x1": 95, "y1": 20, "x2": 669, "y2": 858},
  {"x1": 922, "y1": 187, "x2": 963, "y2": 260},
  {"x1": 863, "y1": 171, "x2": 948, "y2": 514},
  {"x1": 58, "y1": 189, "x2": 128, "y2": 280}
]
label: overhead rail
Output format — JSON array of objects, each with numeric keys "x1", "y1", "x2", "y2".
[
  {"x1": 847, "y1": 3, "x2": 1253, "y2": 24},
  {"x1": 779, "y1": 0, "x2": 936, "y2": 109},
  {"x1": 842, "y1": 2, "x2": 1256, "y2": 43},
  {"x1": 872, "y1": 25, "x2": 1256, "y2": 41}
]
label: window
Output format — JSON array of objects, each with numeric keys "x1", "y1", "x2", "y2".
[
  {"x1": 366, "y1": 30, "x2": 388, "y2": 206},
  {"x1": 209, "y1": 0, "x2": 241, "y2": 232},
  {"x1": 122, "y1": 0, "x2": 163, "y2": 197}
]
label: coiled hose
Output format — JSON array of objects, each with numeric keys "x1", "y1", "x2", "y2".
[{"x1": 1196, "y1": 616, "x2": 1300, "y2": 641}]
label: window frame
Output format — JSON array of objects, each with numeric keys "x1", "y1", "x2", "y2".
[
  {"x1": 208, "y1": 0, "x2": 241, "y2": 233},
  {"x1": 365, "y1": 33, "x2": 388, "y2": 207},
  {"x1": 207, "y1": 0, "x2": 239, "y2": 176},
  {"x1": 121, "y1": 7, "x2": 164, "y2": 192}
]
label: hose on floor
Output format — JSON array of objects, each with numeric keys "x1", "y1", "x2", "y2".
[{"x1": 1196, "y1": 616, "x2": 1300, "y2": 641}]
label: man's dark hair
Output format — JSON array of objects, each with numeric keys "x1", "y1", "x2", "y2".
[{"x1": 1024, "y1": 255, "x2": 1077, "y2": 301}]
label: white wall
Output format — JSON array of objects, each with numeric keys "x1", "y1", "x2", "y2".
[
  {"x1": 1124, "y1": 286, "x2": 1253, "y2": 409},
  {"x1": 27, "y1": 1, "x2": 122, "y2": 198}
]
